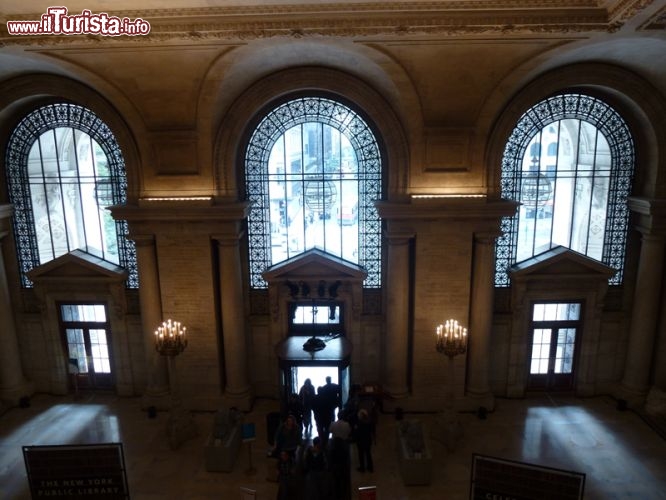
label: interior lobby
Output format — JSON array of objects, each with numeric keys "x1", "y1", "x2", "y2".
[{"x1": 1, "y1": 1, "x2": 666, "y2": 498}]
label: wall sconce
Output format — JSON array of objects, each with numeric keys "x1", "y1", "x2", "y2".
[{"x1": 435, "y1": 319, "x2": 468, "y2": 358}]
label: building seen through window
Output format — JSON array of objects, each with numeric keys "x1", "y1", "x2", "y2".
[
  {"x1": 245, "y1": 97, "x2": 382, "y2": 289},
  {"x1": 5, "y1": 103, "x2": 137, "y2": 288},
  {"x1": 495, "y1": 94, "x2": 634, "y2": 287}
]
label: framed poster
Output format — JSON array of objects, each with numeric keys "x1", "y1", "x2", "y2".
[
  {"x1": 470, "y1": 454, "x2": 585, "y2": 500},
  {"x1": 23, "y1": 443, "x2": 129, "y2": 499}
]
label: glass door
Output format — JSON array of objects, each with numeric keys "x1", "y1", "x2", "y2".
[
  {"x1": 528, "y1": 302, "x2": 581, "y2": 390},
  {"x1": 60, "y1": 304, "x2": 114, "y2": 390}
]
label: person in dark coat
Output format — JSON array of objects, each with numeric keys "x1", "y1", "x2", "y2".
[
  {"x1": 354, "y1": 408, "x2": 374, "y2": 473},
  {"x1": 272, "y1": 414, "x2": 302, "y2": 460},
  {"x1": 276, "y1": 450, "x2": 296, "y2": 500},
  {"x1": 303, "y1": 436, "x2": 329, "y2": 499},
  {"x1": 313, "y1": 387, "x2": 332, "y2": 448},
  {"x1": 287, "y1": 392, "x2": 305, "y2": 433},
  {"x1": 327, "y1": 430, "x2": 351, "y2": 500},
  {"x1": 320, "y1": 376, "x2": 341, "y2": 425},
  {"x1": 299, "y1": 378, "x2": 316, "y2": 436}
]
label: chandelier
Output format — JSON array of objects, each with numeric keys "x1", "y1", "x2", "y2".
[
  {"x1": 435, "y1": 319, "x2": 468, "y2": 358},
  {"x1": 154, "y1": 319, "x2": 188, "y2": 357},
  {"x1": 302, "y1": 302, "x2": 327, "y2": 355}
]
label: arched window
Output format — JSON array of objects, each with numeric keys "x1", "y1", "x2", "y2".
[
  {"x1": 495, "y1": 93, "x2": 634, "y2": 287},
  {"x1": 244, "y1": 96, "x2": 382, "y2": 289},
  {"x1": 5, "y1": 103, "x2": 137, "y2": 288}
]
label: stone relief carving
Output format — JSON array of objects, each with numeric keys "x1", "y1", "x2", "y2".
[{"x1": 1, "y1": 1, "x2": 645, "y2": 46}]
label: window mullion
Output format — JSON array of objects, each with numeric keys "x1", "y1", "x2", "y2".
[
  {"x1": 35, "y1": 134, "x2": 57, "y2": 261},
  {"x1": 71, "y1": 129, "x2": 90, "y2": 255},
  {"x1": 90, "y1": 134, "x2": 106, "y2": 261},
  {"x1": 52, "y1": 128, "x2": 73, "y2": 256},
  {"x1": 320, "y1": 122, "x2": 327, "y2": 252},
  {"x1": 549, "y1": 121, "x2": 561, "y2": 247},
  {"x1": 530, "y1": 130, "x2": 541, "y2": 257},
  {"x1": 568, "y1": 119, "x2": 584, "y2": 249},
  {"x1": 584, "y1": 127, "x2": 600, "y2": 255}
]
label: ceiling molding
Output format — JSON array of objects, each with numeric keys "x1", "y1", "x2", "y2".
[
  {"x1": 0, "y1": 3, "x2": 621, "y2": 46},
  {"x1": 608, "y1": 0, "x2": 656, "y2": 24},
  {"x1": 639, "y1": 4, "x2": 666, "y2": 28}
]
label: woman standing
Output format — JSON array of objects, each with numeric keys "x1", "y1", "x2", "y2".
[{"x1": 299, "y1": 378, "x2": 316, "y2": 436}]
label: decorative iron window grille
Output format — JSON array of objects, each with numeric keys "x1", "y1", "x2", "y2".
[
  {"x1": 245, "y1": 96, "x2": 382, "y2": 289},
  {"x1": 495, "y1": 93, "x2": 634, "y2": 287},
  {"x1": 5, "y1": 103, "x2": 138, "y2": 288}
]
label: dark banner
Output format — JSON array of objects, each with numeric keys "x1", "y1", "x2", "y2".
[
  {"x1": 23, "y1": 443, "x2": 129, "y2": 499},
  {"x1": 470, "y1": 454, "x2": 585, "y2": 500}
]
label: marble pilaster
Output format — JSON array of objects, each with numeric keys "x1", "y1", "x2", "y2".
[
  {"x1": 383, "y1": 231, "x2": 413, "y2": 403},
  {"x1": 215, "y1": 230, "x2": 253, "y2": 411},
  {"x1": 619, "y1": 230, "x2": 665, "y2": 405},
  {"x1": 0, "y1": 205, "x2": 33, "y2": 406},
  {"x1": 465, "y1": 232, "x2": 497, "y2": 411},
  {"x1": 133, "y1": 234, "x2": 170, "y2": 409}
]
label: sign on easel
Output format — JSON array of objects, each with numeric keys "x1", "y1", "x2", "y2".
[
  {"x1": 23, "y1": 443, "x2": 129, "y2": 499},
  {"x1": 470, "y1": 454, "x2": 585, "y2": 500},
  {"x1": 242, "y1": 423, "x2": 257, "y2": 475},
  {"x1": 242, "y1": 422, "x2": 256, "y2": 442}
]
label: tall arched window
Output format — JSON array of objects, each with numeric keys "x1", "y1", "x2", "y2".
[
  {"x1": 495, "y1": 93, "x2": 635, "y2": 287},
  {"x1": 245, "y1": 96, "x2": 382, "y2": 289},
  {"x1": 5, "y1": 103, "x2": 138, "y2": 288}
]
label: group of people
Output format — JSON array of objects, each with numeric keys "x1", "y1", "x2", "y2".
[
  {"x1": 299, "y1": 376, "x2": 340, "y2": 446},
  {"x1": 271, "y1": 378, "x2": 377, "y2": 500}
]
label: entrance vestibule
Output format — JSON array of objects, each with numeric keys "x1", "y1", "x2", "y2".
[{"x1": 262, "y1": 248, "x2": 367, "y2": 415}]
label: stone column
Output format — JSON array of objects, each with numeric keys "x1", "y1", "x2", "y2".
[
  {"x1": 133, "y1": 235, "x2": 170, "y2": 408},
  {"x1": 383, "y1": 231, "x2": 413, "y2": 403},
  {"x1": 465, "y1": 233, "x2": 497, "y2": 411},
  {"x1": 619, "y1": 230, "x2": 665, "y2": 406},
  {"x1": 0, "y1": 205, "x2": 33, "y2": 406},
  {"x1": 215, "y1": 229, "x2": 253, "y2": 411}
]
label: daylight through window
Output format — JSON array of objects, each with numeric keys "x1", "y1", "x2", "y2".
[
  {"x1": 5, "y1": 103, "x2": 137, "y2": 288},
  {"x1": 245, "y1": 97, "x2": 382, "y2": 289},
  {"x1": 495, "y1": 94, "x2": 634, "y2": 286}
]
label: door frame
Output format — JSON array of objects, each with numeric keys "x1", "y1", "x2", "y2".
[
  {"x1": 527, "y1": 302, "x2": 583, "y2": 391},
  {"x1": 58, "y1": 302, "x2": 115, "y2": 392}
]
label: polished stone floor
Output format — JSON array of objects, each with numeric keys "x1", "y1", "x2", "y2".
[{"x1": 1, "y1": 392, "x2": 665, "y2": 499}]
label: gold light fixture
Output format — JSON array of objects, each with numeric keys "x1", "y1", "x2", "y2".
[
  {"x1": 435, "y1": 319, "x2": 468, "y2": 358},
  {"x1": 153, "y1": 318, "x2": 197, "y2": 449},
  {"x1": 154, "y1": 319, "x2": 187, "y2": 357}
]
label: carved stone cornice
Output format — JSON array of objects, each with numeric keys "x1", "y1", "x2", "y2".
[
  {"x1": 0, "y1": 2, "x2": 623, "y2": 46},
  {"x1": 639, "y1": 4, "x2": 666, "y2": 29},
  {"x1": 376, "y1": 197, "x2": 519, "y2": 221},
  {"x1": 627, "y1": 196, "x2": 666, "y2": 236},
  {"x1": 608, "y1": 0, "x2": 655, "y2": 24},
  {"x1": 108, "y1": 201, "x2": 251, "y2": 222}
]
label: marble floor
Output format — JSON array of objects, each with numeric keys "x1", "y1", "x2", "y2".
[{"x1": 1, "y1": 392, "x2": 666, "y2": 499}]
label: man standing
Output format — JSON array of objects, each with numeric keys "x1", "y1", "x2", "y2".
[{"x1": 320, "y1": 376, "x2": 341, "y2": 424}]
